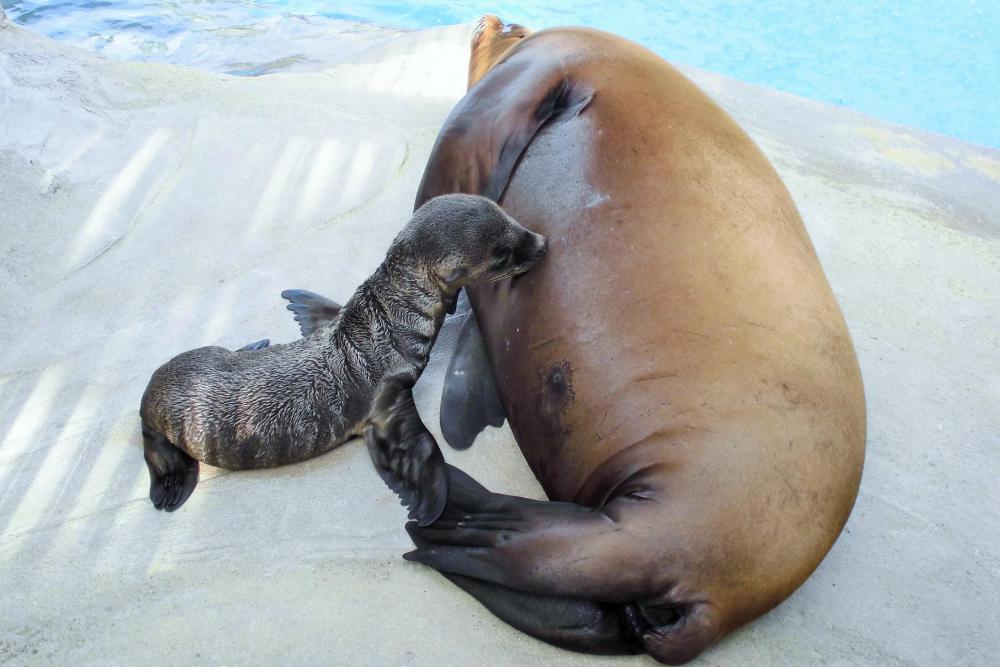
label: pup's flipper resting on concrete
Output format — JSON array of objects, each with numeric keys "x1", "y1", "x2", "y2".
[
  {"x1": 366, "y1": 383, "x2": 448, "y2": 526},
  {"x1": 142, "y1": 421, "x2": 199, "y2": 512},
  {"x1": 281, "y1": 288, "x2": 343, "y2": 337}
]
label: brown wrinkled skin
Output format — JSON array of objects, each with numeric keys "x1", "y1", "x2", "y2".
[{"x1": 419, "y1": 24, "x2": 866, "y2": 660}]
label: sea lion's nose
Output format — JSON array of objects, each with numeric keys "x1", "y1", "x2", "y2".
[{"x1": 503, "y1": 22, "x2": 530, "y2": 37}]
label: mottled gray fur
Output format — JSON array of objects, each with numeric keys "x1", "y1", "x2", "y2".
[{"x1": 140, "y1": 194, "x2": 546, "y2": 521}]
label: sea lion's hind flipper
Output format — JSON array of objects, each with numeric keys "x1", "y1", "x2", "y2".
[
  {"x1": 280, "y1": 289, "x2": 343, "y2": 337},
  {"x1": 237, "y1": 338, "x2": 270, "y2": 351},
  {"x1": 142, "y1": 423, "x2": 199, "y2": 512},
  {"x1": 407, "y1": 526, "x2": 640, "y2": 655},
  {"x1": 365, "y1": 386, "x2": 447, "y2": 526},
  {"x1": 406, "y1": 465, "x2": 646, "y2": 599},
  {"x1": 414, "y1": 60, "x2": 594, "y2": 206},
  {"x1": 440, "y1": 312, "x2": 506, "y2": 450}
]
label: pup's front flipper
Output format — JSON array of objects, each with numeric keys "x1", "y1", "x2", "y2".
[
  {"x1": 237, "y1": 338, "x2": 270, "y2": 351},
  {"x1": 365, "y1": 385, "x2": 447, "y2": 526},
  {"x1": 280, "y1": 289, "x2": 343, "y2": 337},
  {"x1": 440, "y1": 310, "x2": 506, "y2": 450},
  {"x1": 142, "y1": 422, "x2": 199, "y2": 512}
]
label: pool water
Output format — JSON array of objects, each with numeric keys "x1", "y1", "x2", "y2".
[{"x1": 6, "y1": 0, "x2": 999, "y2": 148}]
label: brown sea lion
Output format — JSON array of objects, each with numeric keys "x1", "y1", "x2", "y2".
[
  {"x1": 139, "y1": 194, "x2": 546, "y2": 523},
  {"x1": 402, "y1": 16, "x2": 866, "y2": 664}
]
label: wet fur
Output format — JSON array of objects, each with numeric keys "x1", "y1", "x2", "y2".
[{"x1": 139, "y1": 194, "x2": 546, "y2": 519}]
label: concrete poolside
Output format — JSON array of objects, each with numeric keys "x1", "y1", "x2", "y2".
[{"x1": 1, "y1": 10, "x2": 998, "y2": 666}]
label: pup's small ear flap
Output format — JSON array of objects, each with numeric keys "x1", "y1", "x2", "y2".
[{"x1": 443, "y1": 267, "x2": 468, "y2": 285}]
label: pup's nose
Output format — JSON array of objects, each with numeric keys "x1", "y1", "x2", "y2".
[{"x1": 535, "y1": 235, "x2": 548, "y2": 257}]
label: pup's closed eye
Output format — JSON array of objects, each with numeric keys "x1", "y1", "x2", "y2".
[{"x1": 491, "y1": 246, "x2": 512, "y2": 269}]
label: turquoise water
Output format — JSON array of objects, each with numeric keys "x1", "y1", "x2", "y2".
[{"x1": 6, "y1": 1, "x2": 999, "y2": 147}]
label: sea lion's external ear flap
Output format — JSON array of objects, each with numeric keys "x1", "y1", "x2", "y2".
[
  {"x1": 365, "y1": 385, "x2": 448, "y2": 526},
  {"x1": 414, "y1": 57, "x2": 594, "y2": 208},
  {"x1": 440, "y1": 310, "x2": 506, "y2": 449},
  {"x1": 280, "y1": 289, "x2": 343, "y2": 337}
]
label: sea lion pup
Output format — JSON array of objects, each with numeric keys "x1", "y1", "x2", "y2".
[
  {"x1": 139, "y1": 194, "x2": 547, "y2": 524},
  {"x1": 401, "y1": 16, "x2": 866, "y2": 665}
]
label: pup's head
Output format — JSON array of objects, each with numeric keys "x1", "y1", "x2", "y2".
[
  {"x1": 394, "y1": 194, "x2": 547, "y2": 293},
  {"x1": 468, "y1": 14, "x2": 531, "y2": 89}
]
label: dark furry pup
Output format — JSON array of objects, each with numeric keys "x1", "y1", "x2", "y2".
[{"x1": 139, "y1": 194, "x2": 547, "y2": 524}]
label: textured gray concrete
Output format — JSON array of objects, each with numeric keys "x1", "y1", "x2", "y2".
[{"x1": 1, "y1": 18, "x2": 998, "y2": 666}]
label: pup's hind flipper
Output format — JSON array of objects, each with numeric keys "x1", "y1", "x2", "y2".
[
  {"x1": 280, "y1": 289, "x2": 343, "y2": 337},
  {"x1": 237, "y1": 338, "x2": 270, "y2": 351},
  {"x1": 365, "y1": 386, "x2": 447, "y2": 526},
  {"x1": 142, "y1": 423, "x2": 199, "y2": 512},
  {"x1": 440, "y1": 310, "x2": 506, "y2": 450}
]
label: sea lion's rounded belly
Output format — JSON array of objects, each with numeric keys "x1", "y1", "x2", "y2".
[{"x1": 469, "y1": 40, "x2": 865, "y2": 595}]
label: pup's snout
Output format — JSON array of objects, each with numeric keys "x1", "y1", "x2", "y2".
[
  {"x1": 534, "y1": 234, "x2": 548, "y2": 259},
  {"x1": 520, "y1": 232, "x2": 547, "y2": 267}
]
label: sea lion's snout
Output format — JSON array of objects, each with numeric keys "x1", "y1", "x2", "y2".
[
  {"x1": 501, "y1": 22, "x2": 529, "y2": 37},
  {"x1": 469, "y1": 15, "x2": 533, "y2": 88}
]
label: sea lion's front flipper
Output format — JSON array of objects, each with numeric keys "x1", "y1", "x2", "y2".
[
  {"x1": 414, "y1": 59, "x2": 594, "y2": 206},
  {"x1": 236, "y1": 338, "x2": 270, "y2": 351},
  {"x1": 280, "y1": 289, "x2": 343, "y2": 337},
  {"x1": 365, "y1": 385, "x2": 447, "y2": 526},
  {"x1": 407, "y1": 525, "x2": 640, "y2": 656},
  {"x1": 440, "y1": 309, "x2": 506, "y2": 450}
]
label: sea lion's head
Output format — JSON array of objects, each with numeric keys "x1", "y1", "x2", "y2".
[
  {"x1": 468, "y1": 14, "x2": 531, "y2": 89},
  {"x1": 393, "y1": 194, "x2": 547, "y2": 293}
]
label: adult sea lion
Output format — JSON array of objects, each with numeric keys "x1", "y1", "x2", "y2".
[
  {"x1": 139, "y1": 194, "x2": 547, "y2": 523},
  {"x1": 402, "y1": 17, "x2": 866, "y2": 664}
]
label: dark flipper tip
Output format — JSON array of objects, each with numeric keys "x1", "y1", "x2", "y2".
[
  {"x1": 144, "y1": 429, "x2": 200, "y2": 513},
  {"x1": 364, "y1": 390, "x2": 449, "y2": 527},
  {"x1": 280, "y1": 288, "x2": 343, "y2": 338}
]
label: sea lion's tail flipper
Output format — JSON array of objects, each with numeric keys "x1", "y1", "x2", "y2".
[
  {"x1": 142, "y1": 422, "x2": 199, "y2": 512},
  {"x1": 236, "y1": 338, "x2": 270, "y2": 351},
  {"x1": 406, "y1": 465, "x2": 719, "y2": 664},
  {"x1": 407, "y1": 525, "x2": 641, "y2": 656},
  {"x1": 365, "y1": 385, "x2": 447, "y2": 526},
  {"x1": 405, "y1": 464, "x2": 631, "y2": 597},
  {"x1": 414, "y1": 59, "x2": 594, "y2": 207},
  {"x1": 440, "y1": 304, "x2": 506, "y2": 450},
  {"x1": 280, "y1": 289, "x2": 343, "y2": 337}
]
